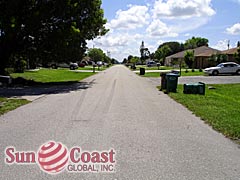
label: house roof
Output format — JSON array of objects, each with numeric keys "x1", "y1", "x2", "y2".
[
  {"x1": 166, "y1": 46, "x2": 220, "y2": 59},
  {"x1": 221, "y1": 47, "x2": 239, "y2": 55}
]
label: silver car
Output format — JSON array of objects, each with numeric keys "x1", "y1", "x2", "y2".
[
  {"x1": 146, "y1": 61, "x2": 157, "y2": 67},
  {"x1": 204, "y1": 62, "x2": 240, "y2": 75}
]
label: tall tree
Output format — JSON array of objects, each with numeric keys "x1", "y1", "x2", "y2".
[
  {"x1": 0, "y1": 0, "x2": 108, "y2": 74},
  {"x1": 154, "y1": 45, "x2": 171, "y2": 65},
  {"x1": 184, "y1": 50, "x2": 194, "y2": 69},
  {"x1": 158, "y1": 41, "x2": 184, "y2": 56},
  {"x1": 88, "y1": 48, "x2": 105, "y2": 63},
  {"x1": 184, "y1": 37, "x2": 208, "y2": 50},
  {"x1": 209, "y1": 54, "x2": 228, "y2": 64},
  {"x1": 122, "y1": 58, "x2": 127, "y2": 64},
  {"x1": 130, "y1": 57, "x2": 139, "y2": 65},
  {"x1": 237, "y1": 41, "x2": 240, "y2": 47}
]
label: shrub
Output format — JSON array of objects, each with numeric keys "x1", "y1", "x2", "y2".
[{"x1": 14, "y1": 60, "x2": 27, "y2": 73}]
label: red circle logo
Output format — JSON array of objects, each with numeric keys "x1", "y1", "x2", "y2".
[{"x1": 38, "y1": 141, "x2": 69, "y2": 174}]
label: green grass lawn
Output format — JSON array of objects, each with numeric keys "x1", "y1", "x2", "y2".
[
  {"x1": 132, "y1": 65, "x2": 173, "y2": 71},
  {"x1": 138, "y1": 70, "x2": 204, "y2": 77},
  {"x1": 78, "y1": 66, "x2": 108, "y2": 71},
  {"x1": 166, "y1": 84, "x2": 240, "y2": 142},
  {"x1": 11, "y1": 69, "x2": 95, "y2": 83},
  {"x1": 0, "y1": 97, "x2": 29, "y2": 115}
]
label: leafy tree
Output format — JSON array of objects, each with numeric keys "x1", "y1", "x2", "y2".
[
  {"x1": 88, "y1": 48, "x2": 104, "y2": 63},
  {"x1": 130, "y1": 57, "x2": 139, "y2": 65},
  {"x1": 103, "y1": 54, "x2": 111, "y2": 64},
  {"x1": 122, "y1": 58, "x2": 127, "y2": 64},
  {"x1": 237, "y1": 41, "x2": 240, "y2": 47},
  {"x1": 149, "y1": 53, "x2": 155, "y2": 60},
  {"x1": 184, "y1": 50, "x2": 194, "y2": 69},
  {"x1": 154, "y1": 49, "x2": 162, "y2": 61},
  {"x1": 184, "y1": 37, "x2": 209, "y2": 50},
  {"x1": 209, "y1": 54, "x2": 228, "y2": 64},
  {"x1": 140, "y1": 41, "x2": 150, "y2": 64},
  {"x1": 0, "y1": 0, "x2": 108, "y2": 74},
  {"x1": 128, "y1": 55, "x2": 133, "y2": 62},
  {"x1": 234, "y1": 47, "x2": 240, "y2": 63},
  {"x1": 158, "y1": 41, "x2": 184, "y2": 56},
  {"x1": 111, "y1": 58, "x2": 119, "y2": 64},
  {"x1": 154, "y1": 45, "x2": 171, "y2": 65}
]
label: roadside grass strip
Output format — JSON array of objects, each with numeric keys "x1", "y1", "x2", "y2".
[
  {"x1": 138, "y1": 71, "x2": 204, "y2": 77},
  {"x1": 166, "y1": 84, "x2": 240, "y2": 142},
  {"x1": 0, "y1": 97, "x2": 29, "y2": 115},
  {"x1": 11, "y1": 69, "x2": 95, "y2": 83}
]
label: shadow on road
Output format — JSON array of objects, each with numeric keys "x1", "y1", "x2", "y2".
[{"x1": 0, "y1": 80, "x2": 96, "y2": 98}]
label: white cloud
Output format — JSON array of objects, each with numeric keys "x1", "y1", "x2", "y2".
[
  {"x1": 96, "y1": 32, "x2": 143, "y2": 48},
  {"x1": 88, "y1": 0, "x2": 220, "y2": 61},
  {"x1": 169, "y1": 16, "x2": 210, "y2": 33},
  {"x1": 211, "y1": 40, "x2": 232, "y2": 50},
  {"x1": 88, "y1": 31, "x2": 145, "y2": 60},
  {"x1": 153, "y1": 0, "x2": 215, "y2": 19},
  {"x1": 226, "y1": 23, "x2": 240, "y2": 35},
  {"x1": 107, "y1": 5, "x2": 150, "y2": 30},
  {"x1": 146, "y1": 19, "x2": 178, "y2": 37}
]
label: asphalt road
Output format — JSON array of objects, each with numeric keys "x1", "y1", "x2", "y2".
[{"x1": 0, "y1": 65, "x2": 240, "y2": 179}]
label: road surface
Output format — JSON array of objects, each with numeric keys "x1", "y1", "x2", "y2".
[{"x1": 0, "y1": 65, "x2": 240, "y2": 179}]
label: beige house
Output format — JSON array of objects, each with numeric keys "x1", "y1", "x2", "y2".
[
  {"x1": 165, "y1": 46, "x2": 221, "y2": 68},
  {"x1": 221, "y1": 47, "x2": 239, "y2": 62}
]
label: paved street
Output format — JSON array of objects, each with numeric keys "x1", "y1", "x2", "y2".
[{"x1": 0, "y1": 65, "x2": 240, "y2": 179}]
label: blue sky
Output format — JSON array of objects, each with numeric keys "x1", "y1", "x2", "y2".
[{"x1": 88, "y1": 0, "x2": 240, "y2": 61}]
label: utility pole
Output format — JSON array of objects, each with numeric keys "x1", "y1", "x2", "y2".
[{"x1": 107, "y1": 51, "x2": 111, "y2": 58}]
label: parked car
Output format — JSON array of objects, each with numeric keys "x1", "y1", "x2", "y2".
[
  {"x1": 50, "y1": 62, "x2": 78, "y2": 70},
  {"x1": 146, "y1": 61, "x2": 157, "y2": 67},
  {"x1": 204, "y1": 62, "x2": 240, "y2": 75},
  {"x1": 78, "y1": 62, "x2": 85, "y2": 68},
  {"x1": 97, "y1": 61, "x2": 103, "y2": 67}
]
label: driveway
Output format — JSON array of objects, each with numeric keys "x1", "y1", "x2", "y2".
[{"x1": 0, "y1": 65, "x2": 240, "y2": 179}]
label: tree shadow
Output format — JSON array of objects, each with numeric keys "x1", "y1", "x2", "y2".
[{"x1": 0, "y1": 78, "x2": 96, "y2": 98}]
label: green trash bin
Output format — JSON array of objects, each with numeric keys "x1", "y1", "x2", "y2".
[
  {"x1": 160, "y1": 72, "x2": 167, "y2": 91},
  {"x1": 183, "y1": 82, "x2": 205, "y2": 95},
  {"x1": 140, "y1": 68, "x2": 145, "y2": 75},
  {"x1": 166, "y1": 73, "x2": 179, "y2": 93}
]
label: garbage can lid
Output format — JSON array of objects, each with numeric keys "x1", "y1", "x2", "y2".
[{"x1": 166, "y1": 73, "x2": 180, "y2": 77}]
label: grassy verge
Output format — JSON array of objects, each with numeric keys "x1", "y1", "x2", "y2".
[
  {"x1": 131, "y1": 65, "x2": 173, "y2": 71},
  {"x1": 11, "y1": 69, "x2": 95, "y2": 83},
  {"x1": 0, "y1": 97, "x2": 29, "y2": 115},
  {"x1": 165, "y1": 84, "x2": 240, "y2": 142},
  {"x1": 180, "y1": 70, "x2": 204, "y2": 76},
  {"x1": 138, "y1": 70, "x2": 204, "y2": 77},
  {"x1": 78, "y1": 66, "x2": 108, "y2": 71}
]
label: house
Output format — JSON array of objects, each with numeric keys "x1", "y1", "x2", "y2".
[
  {"x1": 221, "y1": 47, "x2": 239, "y2": 62},
  {"x1": 165, "y1": 46, "x2": 221, "y2": 68}
]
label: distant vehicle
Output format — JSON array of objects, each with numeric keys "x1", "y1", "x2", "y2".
[
  {"x1": 146, "y1": 61, "x2": 157, "y2": 67},
  {"x1": 79, "y1": 60, "x2": 88, "y2": 66},
  {"x1": 204, "y1": 62, "x2": 240, "y2": 75},
  {"x1": 97, "y1": 61, "x2": 103, "y2": 66},
  {"x1": 87, "y1": 61, "x2": 94, "y2": 65},
  {"x1": 50, "y1": 62, "x2": 78, "y2": 70},
  {"x1": 78, "y1": 62, "x2": 85, "y2": 68}
]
